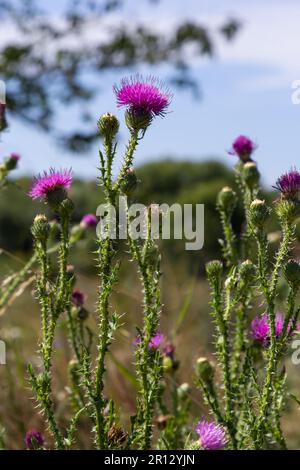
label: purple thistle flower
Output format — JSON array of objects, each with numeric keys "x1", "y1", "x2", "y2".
[
  {"x1": 163, "y1": 342, "x2": 176, "y2": 359},
  {"x1": 80, "y1": 213, "x2": 98, "y2": 227},
  {"x1": 25, "y1": 430, "x2": 44, "y2": 450},
  {"x1": 196, "y1": 419, "x2": 227, "y2": 450},
  {"x1": 71, "y1": 289, "x2": 87, "y2": 308},
  {"x1": 29, "y1": 168, "x2": 73, "y2": 200},
  {"x1": 10, "y1": 152, "x2": 21, "y2": 161},
  {"x1": 229, "y1": 135, "x2": 256, "y2": 161},
  {"x1": 114, "y1": 75, "x2": 171, "y2": 118},
  {"x1": 250, "y1": 312, "x2": 297, "y2": 346},
  {"x1": 133, "y1": 331, "x2": 165, "y2": 350},
  {"x1": 149, "y1": 331, "x2": 165, "y2": 350},
  {"x1": 274, "y1": 168, "x2": 300, "y2": 199}
]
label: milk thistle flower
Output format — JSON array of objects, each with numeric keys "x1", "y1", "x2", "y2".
[
  {"x1": 196, "y1": 419, "x2": 227, "y2": 450},
  {"x1": 250, "y1": 312, "x2": 296, "y2": 346},
  {"x1": 274, "y1": 168, "x2": 300, "y2": 199},
  {"x1": 29, "y1": 168, "x2": 73, "y2": 200},
  {"x1": 80, "y1": 213, "x2": 98, "y2": 227},
  {"x1": 229, "y1": 135, "x2": 256, "y2": 162},
  {"x1": 114, "y1": 75, "x2": 171, "y2": 118},
  {"x1": 25, "y1": 430, "x2": 44, "y2": 450}
]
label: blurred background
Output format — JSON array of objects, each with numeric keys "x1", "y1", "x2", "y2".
[{"x1": 1, "y1": 0, "x2": 300, "y2": 449}]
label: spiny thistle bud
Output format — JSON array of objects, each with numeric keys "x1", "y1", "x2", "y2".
[
  {"x1": 242, "y1": 162, "x2": 260, "y2": 190},
  {"x1": 284, "y1": 260, "x2": 300, "y2": 287},
  {"x1": 275, "y1": 199, "x2": 300, "y2": 223},
  {"x1": 239, "y1": 259, "x2": 256, "y2": 283},
  {"x1": 120, "y1": 167, "x2": 139, "y2": 195},
  {"x1": 4, "y1": 153, "x2": 20, "y2": 171},
  {"x1": 163, "y1": 355, "x2": 174, "y2": 372},
  {"x1": 249, "y1": 199, "x2": 270, "y2": 229},
  {"x1": 195, "y1": 357, "x2": 214, "y2": 383},
  {"x1": 177, "y1": 382, "x2": 191, "y2": 400},
  {"x1": 206, "y1": 260, "x2": 223, "y2": 282},
  {"x1": 97, "y1": 112, "x2": 119, "y2": 140},
  {"x1": 125, "y1": 108, "x2": 152, "y2": 132},
  {"x1": 217, "y1": 187, "x2": 237, "y2": 214},
  {"x1": 31, "y1": 214, "x2": 50, "y2": 242}
]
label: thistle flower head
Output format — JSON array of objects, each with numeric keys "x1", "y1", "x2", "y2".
[
  {"x1": 274, "y1": 168, "x2": 300, "y2": 199},
  {"x1": 134, "y1": 331, "x2": 165, "y2": 350},
  {"x1": 25, "y1": 430, "x2": 44, "y2": 450},
  {"x1": 250, "y1": 312, "x2": 297, "y2": 346},
  {"x1": 196, "y1": 419, "x2": 227, "y2": 450},
  {"x1": 80, "y1": 213, "x2": 98, "y2": 227},
  {"x1": 29, "y1": 168, "x2": 73, "y2": 200},
  {"x1": 114, "y1": 75, "x2": 171, "y2": 119},
  {"x1": 229, "y1": 135, "x2": 256, "y2": 162},
  {"x1": 71, "y1": 289, "x2": 87, "y2": 308},
  {"x1": 149, "y1": 331, "x2": 165, "y2": 350}
]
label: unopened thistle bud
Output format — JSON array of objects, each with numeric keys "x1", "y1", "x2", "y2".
[
  {"x1": 120, "y1": 167, "x2": 139, "y2": 195},
  {"x1": 195, "y1": 357, "x2": 214, "y2": 384},
  {"x1": 4, "y1": 153, "x2": 20, "y2": 171},
  {"x1": 242, "y1": 162, "x2": 260, "y2": 190},
  {"x1": 177, "y1": 382, "x2": 191, "y2": 400},
  {"x1": 97, "y1": 112, "x2": 119, "y2": 140},
  {"x1": 249, "y1": 199, "x2": 270, "y2": 229},
  {"x1": 275, "y1": 198, "x2": 300, "y2": 223},
  {"x1": 239, "y1": 259, "x2": 256, "y2": 283},
  {"x1": 284, "y1": 260, "x2": 300, "y2": 288},
  {"x1": 206, "y1": 260, "x2": 223, "y2": 282},
  {"x1": 217, "y1": 186, "x2": 237, "y2": 214},
  {"x1": 31, "y1": 214, "x2": 50, "y2": 243}
]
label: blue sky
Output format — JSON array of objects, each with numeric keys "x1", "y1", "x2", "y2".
[{"x1": 1, "y1": 0, "x2": 300, "y2": 189}]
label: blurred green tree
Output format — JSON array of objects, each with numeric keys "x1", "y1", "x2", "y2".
[{"x1": 0, "y1": 0, "x2": 240, "y2": 151}]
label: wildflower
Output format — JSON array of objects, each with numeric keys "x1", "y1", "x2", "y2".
[
  {"x1": 149, "y1": 331, "x2": 165, "y2": 350},
  {"x1": 29, "y1": 168, "x2": 73, "y2": 200},
  {"x1": 80, "y1": 213, "x2": 98, "y2": 227},
  {"x1": 250, "y1": 312, "x2": 297, "y2": 346},
  {"x1": 97, "y1": 112, "x2": 119, "y2": 139},
  {"x1": 196, "y1": 419, "x2": 227, "y2": 450},
  {"x1": 249, "y1": 199, "x2": 270, "y2": 229},
  {"x1": 3, "y1": 153, "x2": 20, "y2": 171},
  {"x1": 114, "y1": 75, "x2": 171, "y2": 117},
  {"x1": 25, "y1": 430, "x2": 44, "y2": 450},
  {"x1": 133, "y1": 331, "x2": 165, "y2": 350},
  {"x1": 71, "y1": 289, "x2": 87, "y2": 308},
  {"x1": 274, "y1": 168, "x2": 300, "y2": 199},
  {"x1": 229, "y1": 135, "x2": 256, "y2": 162},
  {"x1": 120, "y1": 167, "x2": 139, "y2": 195}
]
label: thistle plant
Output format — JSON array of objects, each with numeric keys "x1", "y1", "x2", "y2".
[
  {"x1": 28, "y1": 170, "x2": 76, "y2": 449},
  {"x1": 3, "y1": 74, "x2": 300, "y2": 451},
  {"x1": 197, "y1": 140, "x2": 300, "y2": 450}
]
